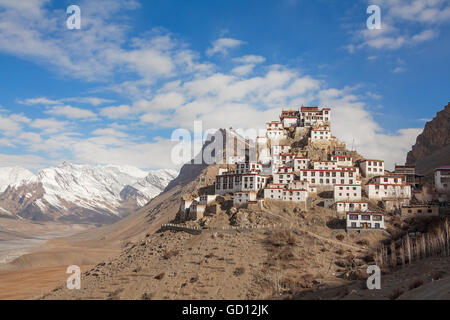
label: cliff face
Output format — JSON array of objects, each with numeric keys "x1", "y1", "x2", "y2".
[{"x1": 406, "y1": 102, "x2": 450, "y2": 176}]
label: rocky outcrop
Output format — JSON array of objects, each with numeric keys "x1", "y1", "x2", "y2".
[{"x1": 406, "y1": 102, "x2": 450, "y2": 176}]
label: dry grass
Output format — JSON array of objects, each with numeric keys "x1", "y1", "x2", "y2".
[
  {"x1": 163, "y1": 249, "x2": 179, "y2": 260},
  {"x1": 356, "y1": 239, "x2": 369, "y2": 246},
  {"x1": 267, "y1": 230, "x2": 296, "y2": 247}
]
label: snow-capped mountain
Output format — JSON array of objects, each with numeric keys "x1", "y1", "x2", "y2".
[
  {"x1": 0, "y1": 163, "x2": 178, "y2": 223},
  {"x1": 131, "y1": 169, "x2": 178, "y2": 206},
  {"x1": 0, "y1": 167, "x2": 34, "y2": 193}
]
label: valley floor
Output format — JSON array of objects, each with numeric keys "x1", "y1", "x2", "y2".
[
  {"x1": 0, "y1": 265, "x2": 93, "y2": 300},
  {"x1": 0, "y1": 218, "x2": 108, "y2": 299},
  {"x1": 0, "y1": 218, "x2": 93, "y2": 267}
]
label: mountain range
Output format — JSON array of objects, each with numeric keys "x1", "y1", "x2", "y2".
[{"x1": 0, "y1": 163, "x2": 178, "y2": 223}]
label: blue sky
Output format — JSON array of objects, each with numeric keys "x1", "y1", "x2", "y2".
[{"x1": 0, "y1": 0, "x2": 449, "y2": 170}]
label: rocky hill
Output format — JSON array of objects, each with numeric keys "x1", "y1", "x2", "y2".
[
  {"x1": 0, "y1": 163, "x2": 178, "y2": 223},
  {"x1": 406, "y1": 102, "x2": 450, "y2": 177},
  {"x1": 39, "y1": 129, "x2": 387, "y2": 300}
]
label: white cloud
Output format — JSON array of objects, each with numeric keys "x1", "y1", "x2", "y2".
[
  {"x1": 91, "y1": 128, "x2": 128, "y2": 138},
  {"x1": 0, "y1": 153, "x2": 48, "y2": 170},
  {"x1": 231, "y1": 64, "x2": 255, "y2": 76},
  {"x1": 0, "y1": 1, "x2": 427, "y2": 171},
  {"x1": 20, "y1": 96, "x2": 114, "y2": 106},
  {"x1": 18, "y1": 132, "x2": 42, "y2": 144},
  {"x1": 316, "y1": 87, "x2": 421, "y2": 169},
  {"x1": 233, "y1": 55, "x2": 266, "y2": 64},
  {"x1": 100, "y1": 104, "x2": 134, "y2": 119},
  {"x1": 392, "y1": 66, "x2": 406, "y2": 73},
  {"x1": 206, "y1": 38, "x2": 245, "y2": 56},
  {"x1": 30, "y1": 118, "x2": 69, "y2": 134},
  {"x1": 350, "y1": 0, "x2": 449, "y2": 51},
  {"x1": 19, "y1": 97, "x2": 61, "y2": 105},
  {"x1": 411, "y1": 29, "x2": 438, "y2": 42},
  {"x1": 71, "y1": 137, "x2": 179, "y2": 169},
  {"x1": 62, "y1": 97, "x2": 114, "y2": 106},
  {"x1": 47, "y1": 105, "x2": 98, "y2": 120},
  {"x1": 0, "y1": 113, "x2": 30, "y2": 136}
]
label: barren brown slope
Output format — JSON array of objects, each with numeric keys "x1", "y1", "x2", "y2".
[
  {"x1": 6, "y1": 163, "x2": 216, "y2": 270},
  {"x1": 42, "y1": 201, "x2": 387, "y2": 300},
  {"x1": 293, "y1": 255, "x2": 450, "y2": 300},
  {"x1": 406, "y1": 102, "x2": 450, "y2": 177}
]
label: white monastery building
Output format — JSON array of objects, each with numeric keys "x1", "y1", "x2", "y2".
[
  {"x1": 334, "y1": 184, "x2": 362, "y2": 202},
  {"x1": 336, "y1": 201, "x2": 368, "y2": 213},
  {"x1": 346, "y1": 212, "x2": 385, "y2": 230},
  {"x1": 435, "y1": 166, "x2": 450, "y2": 193},
  {"x1": 365, "y1": 175, "x2": 411, "y2": 200},
  {"x1": 360, "y1": 159, "x2": 385, "y2": 178},
  {"x1": 200, "y1": 105, "x2": 390, "y2": 230},
  {"x1": 300, "y1": 106, "x2": 331, "y2": 127},
  {"x1": 311, "y1": 127, "x2": 331, "y2": 142}
]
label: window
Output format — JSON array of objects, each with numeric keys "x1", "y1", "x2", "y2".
[{"x1": 349, "y1": 214, "x2": 358, "y2": 220}]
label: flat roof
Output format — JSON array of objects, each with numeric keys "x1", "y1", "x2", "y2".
[
  {"x1": 360, "y1": 159, "x2": 384, "y2": 163},
  {"x1": 435, "y1": 166, "x2": 450, "y2": 171},
  {"x1": 346, "y1": 212, "x2": 384, "y2": 215}
]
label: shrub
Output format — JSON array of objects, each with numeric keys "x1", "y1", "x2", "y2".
[
  {"x1": 233, "y1": 267, "x2": 246, "y2": 276},
  {"x1": 163, "y1": 249, "x2": 179, "y2": 260},
  {"x1": 336, "y1": 234, "x2": 345, "y2": 241},
  {"x1": 357, "y1": 239, "x2": 369, "y2": 246},
  {"x1": 141, "y1": 292, "x2": 153, "y2": 300},
  {"x1": 363, "y1": 253, "x2": 375, "y2": 263},
  {"x1": 267, "y1": 230, "x2": 296, "y2": 247},
  {"x1": 154, "y1": 272, "x2": 165, "y2": 280}
]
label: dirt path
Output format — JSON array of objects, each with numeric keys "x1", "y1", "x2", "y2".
[{"x1": 299, "y1": 227, "x2": 364, "y2": 251}]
